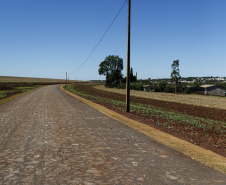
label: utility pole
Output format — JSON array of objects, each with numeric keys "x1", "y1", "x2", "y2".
[
  {"x1": 66, "y1": 72, "x2": 67, "y2": 86},
  {"x1": 126, "y1": 0, "x2": 131, "y2": 112}
]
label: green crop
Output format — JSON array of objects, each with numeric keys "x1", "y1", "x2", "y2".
[{"x1": 64, "y1": 84, "x2": 226, "y2": 138}]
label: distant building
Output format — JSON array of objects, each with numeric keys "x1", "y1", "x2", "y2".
[
  {"x1": 188, "y1": 86, "x2": 204, "y2": 95},
  {"x1": 189, "y1": 85, "x2": 225, "y2": 97},
  {"x1": 143, "y1": 85, "x2": 151, "y2": 92},
  {"x1": 200, "y1": 85, "x2": 225, "y2": 97},
  {"x1": 143, "y1": 85, "x2": 155, "y2": 92}
]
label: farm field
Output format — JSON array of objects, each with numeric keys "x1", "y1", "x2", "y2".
[
  {"x1": 0, "y1": 76, "x2": 71, "y2": 104},
  {"x1": 95, "y1": 85, "x2": 226, "y2": 110},
  {"x1": 0, "y1": 76, "x2": 66, "y2": 83},
  {"x1": 64, "y1": 83, "x2": 226, "y2": 157},
  {"x1": 0, "y1": 83, "x2": 41, "y2": 102}
]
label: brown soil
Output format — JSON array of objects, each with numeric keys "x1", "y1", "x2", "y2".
[
  {"x1": 95, "y1": 85, "x2": 226, "y2": 110},
  {"x1": 69, "y1": 84, "x2": 226, "y2": 157}
]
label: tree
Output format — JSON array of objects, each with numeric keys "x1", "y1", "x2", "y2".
[
  {"x1": 157, "y1": 80, "x2": 167, "y2": 92},
  {"x1": 193, "y1": 79, "x2": 203, "y2": 87},
  {"x1": 130, "y1": 67, "x2": 137, "y2": 82},
  {"x1": 170, "y1": 60, "x2": 181, "y2": 93},
  {"x1": 98, "y1": 55, "x2": 123, "y2": 87}
]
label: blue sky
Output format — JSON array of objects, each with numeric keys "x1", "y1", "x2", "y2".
[{"x1": 1, "y1": 0, "x2": 226, "y2": 80}]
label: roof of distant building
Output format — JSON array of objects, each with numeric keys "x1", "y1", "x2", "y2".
[{"x1": 200, "y1": 84, "x2": 215, "y2": 88}]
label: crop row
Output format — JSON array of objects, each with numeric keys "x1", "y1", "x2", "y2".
[{"x1": 64, "y1": 85, "x2": 226, "y2": 138}]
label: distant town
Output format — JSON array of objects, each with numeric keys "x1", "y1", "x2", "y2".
[
  {"x1": 92, "y1": 76, "x2": 226, "y2": 84},
  {"x1": 149, "y1": 76, "x2": 226, "y2": 84}
]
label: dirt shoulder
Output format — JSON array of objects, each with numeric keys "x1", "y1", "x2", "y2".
[{"x1": 95, "y1": 85, "x2": 226, "y2": 110}]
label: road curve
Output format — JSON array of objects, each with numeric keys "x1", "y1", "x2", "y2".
[{"x1": 0, "y1": 85, "x2": 225, "y2": 184}]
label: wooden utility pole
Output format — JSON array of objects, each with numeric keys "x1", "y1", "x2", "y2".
[
  {"x1": 66, "y1": 72, "x2": 67, "y2": 86},
  {"x1": 126, "y1": 0, "x2": 131, "y2": 112}
]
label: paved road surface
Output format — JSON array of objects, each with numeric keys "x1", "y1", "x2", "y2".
[{"x1": 0, "y1": 85, "x2": 225, "y2": 184}]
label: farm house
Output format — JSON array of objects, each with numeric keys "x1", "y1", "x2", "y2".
[
  {"x1": 188, "y1": 85, "x2": 225, "y2": 97},
  {"x1": 200, "y1": 85, "x2": 225, "y2": 97},
  {"x1": 143, "y1": 85, "x2": 155, "y2": 92}
]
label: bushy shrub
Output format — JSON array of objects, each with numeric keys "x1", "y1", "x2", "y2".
[
  {"x1": 116, "y1": 82, "x2": 143, "y2": 91},
  {"x1": 157, "y1": 80, "x2": 167, "y2": 92},
  {"x1": 216, "y1": 82, "x2": 226, "y2": 89},
  {"x1": 117, "y1": 82, "x2": 126, "y2": 89},
  {"x1": 130, "y1": 82, "x2": 143, "y2": 91},
  {"x1": 164, "y1": 85, "x2": 174, "y2": 93},
  {"x1": 105, "y1": 73, "x2": 123, "y2": 88},
  {"x1": 177, "y1": 83, "x2": 189, "y2": 93}
]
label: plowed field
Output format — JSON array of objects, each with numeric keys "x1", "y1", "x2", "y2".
[
  {"x1": 95, "y1": 85, "x2": 226, "y2": 110},
  {"x1": 65, "y1": 83, "x2": 226, "y2": 157}
]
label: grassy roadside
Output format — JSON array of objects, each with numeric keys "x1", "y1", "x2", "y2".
[
  {"x1": 0, "y1": 82, "x2": 57, "y2": 105},
  {"x1": 62, "y1": 84, "x2": 226, "y2": 174},
  {"x1": 0, "y1": 87, "x2": 39, "y2": 105}
]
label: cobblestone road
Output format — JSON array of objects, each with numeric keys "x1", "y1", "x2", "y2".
[{"x1": 0, "y1": 85, "x2": 225, "y2": 184}]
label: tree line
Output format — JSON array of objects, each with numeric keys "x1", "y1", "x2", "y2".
[{"x1": 98, "y1": 55, "x2": 226, "y2": 93}]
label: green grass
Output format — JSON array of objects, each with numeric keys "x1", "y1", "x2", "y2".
[
  {"x1": 129, "y1": 103, "x2": 225, "y2": 134},
  {"x1": 0, "y1": 82, "x2": 56, "y2": 101}
]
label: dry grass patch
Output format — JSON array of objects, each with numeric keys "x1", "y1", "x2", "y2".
[{"x1": 95, "y1": 85, "x2": 226, "y2": 110}]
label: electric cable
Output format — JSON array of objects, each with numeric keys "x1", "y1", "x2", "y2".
[{"x1": 69, "y1": 0, "x2": 127, "y2": 76}]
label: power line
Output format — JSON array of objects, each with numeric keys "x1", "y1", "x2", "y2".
[{"x1": 69, "y1": 0, "x2": 127, "y2": 76}]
